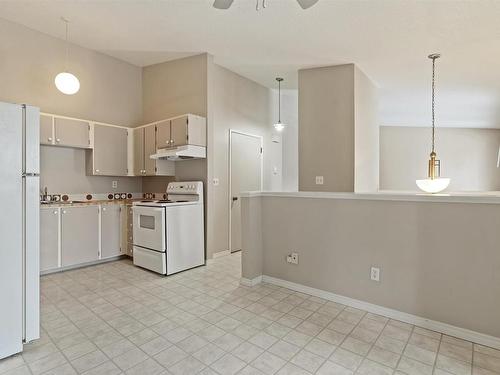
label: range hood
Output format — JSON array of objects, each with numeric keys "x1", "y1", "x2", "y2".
[{"x1": 150, "y1": 145, "x2": 206, "y2": 161}]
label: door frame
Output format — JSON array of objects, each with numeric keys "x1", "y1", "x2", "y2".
[{"x1": 228, "y1": 129, "x2": 264, "y2": 253}]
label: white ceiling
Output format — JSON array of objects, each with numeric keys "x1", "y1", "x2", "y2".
[{"x1": 2, "y1": 0, "x2": 500, "y2": 127}]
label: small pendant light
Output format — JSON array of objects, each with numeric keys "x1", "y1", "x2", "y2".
[
  {"x1": 55, "y1": 17, "x2": 80, "y2": 95},
  {"x1": 416, "y1": 53, "x2": 450, "y2": 193},
  {"x1": 274, "y1": 77, "x2": 285, "y2": 131}
]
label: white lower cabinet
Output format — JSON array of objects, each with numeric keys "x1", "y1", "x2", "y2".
[
  {"x1": 101, "y1": 205, "x2": 122, "y2": 259},
  {"x1": 40, "y1": 203, "x2": 129, "y2": 274},
  {"x1": 40, "y1": 207, "x2": 59, "y2": 272},
  {"x1": 61, "y1": 206, "x2": 99, "y2": 267}
]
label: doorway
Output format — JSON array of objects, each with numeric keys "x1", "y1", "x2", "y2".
[{"x1": 229, "y1": 130, "x2": 263, "y2": 253}]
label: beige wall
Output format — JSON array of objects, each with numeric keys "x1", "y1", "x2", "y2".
[
  {"x1": 142, "y1": 54, "x2": 208, "y2": 123},
  {"x1": 206, "y1": 63, "x2": 280, "y2": 257},
  {"x1": 354, "y1": 67, "x2": 379, "y2": 192},
  {"x1": 0, "y1": 18, "x2": 142, "y2": 126},
  {"x1": 40, "y1": 146, "x2": 141, "y2": 194},
  {"x1": 380, "y1": 126, "x2": 500, "y2": 191},
  {"x1": 0, "y1": 19, "x2": 144, "y2": 194},
  {"x1": 299, "y1": 64, "x2": 355, "y2": 192},
  {"x1": 241, "y1": 194, "x2": 500, "y2": 341}
]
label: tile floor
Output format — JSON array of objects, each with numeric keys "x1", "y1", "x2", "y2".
[{"x1": 1, "y1": 253, "x2": 500, "y2": 375}]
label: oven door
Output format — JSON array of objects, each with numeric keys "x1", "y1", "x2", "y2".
[{"x1": 132, "y1": 206, "x2": 166, "y2": 252}]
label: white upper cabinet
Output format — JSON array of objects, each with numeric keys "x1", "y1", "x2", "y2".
[
  {"x1": 88, "y1": 124, "x2": 128, "y2": 176},
  {"x1": 156, "y1": 115, "x2": 206, "y2": 149},
  {"x1": 40, "y1": 114, "x2": 54, "y2": 145},
  {"x1": 54, "y1": 117, "x2": 91, "y2": 148}
]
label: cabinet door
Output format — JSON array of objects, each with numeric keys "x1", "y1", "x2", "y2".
[
  {"x1": 156, "y1": 120, "x2": 171, "y2": 149},
  {"x1": 61, "y1": 206, "x2": 99, "y2": 267},
  {"x1": 40, "y1": 115, "x2": 54, "y2": 145},
  {"x1": 40, "y1": 208, "x2": 59, "y2": 272},
  {"x1": 101, "y1": 205, "x2": 122, "y2": 259},
  {"x1": 93, "y1": 124, "x2": 128, "y2": 176},
  {"x1": 133, "y1": 128, "x2": 144, "y2": 176},
  {"x1": 54, "y1": 117, "x2": 90, "y2": 148},
  {"x1": 171, "y1": 116, "x2": 188, "y2": 147},
  {"x1": 144, "y1": 124, "x2": 157, "y2": 175}
]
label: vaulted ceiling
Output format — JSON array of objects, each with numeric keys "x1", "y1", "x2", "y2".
[{"x1": 2, "y1": 0, "x2": 500, "y2": 127}]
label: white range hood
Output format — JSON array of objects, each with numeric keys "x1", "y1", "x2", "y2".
[{"x1": 150, "y1": 145, "x2": 206, "y2": 161}]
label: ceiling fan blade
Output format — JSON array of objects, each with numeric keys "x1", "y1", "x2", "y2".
[
  {"x1": 213, "y1": 0, "x2": 234, "y2": 9},
  {"x1": 296, "y1": 0, "x2": 319, "y2": 9}
]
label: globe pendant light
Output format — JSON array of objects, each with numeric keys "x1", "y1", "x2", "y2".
[
  {"x1": 416, "y1": 53, "x2": 450, "y2": 193},
  {"x1": 55, "y1": 17, "x2": 80, "y2": 95},
  {"x1": 274, "y1": 77, "x2": 285, "y2": 131}
]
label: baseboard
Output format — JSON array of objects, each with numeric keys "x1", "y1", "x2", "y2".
[
  {"x1": 240, "y1": 275, "x2": 263, "y2": 287},
  {"x1": 260, "y1": 275, "x2": 500, "y2": 350},
  {"x1": 41, "y1": 256, "x2": 126, "y2": 276}
]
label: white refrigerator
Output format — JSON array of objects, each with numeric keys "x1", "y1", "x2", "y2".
[{"x1": 0, "y1": 102, "x2": 40, "y2": 359}]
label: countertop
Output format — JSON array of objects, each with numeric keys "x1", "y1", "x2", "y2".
[
  {"x1": 40, "y1": 199, "x2": 141, "y2": 207},
  {"x1": 240, "y1": 190, "x2": 500, "y2": 204}
]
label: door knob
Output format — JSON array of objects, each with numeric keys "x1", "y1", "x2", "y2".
[{"x1": 232, "y1": 197, "x2": 238, "y2": 202}]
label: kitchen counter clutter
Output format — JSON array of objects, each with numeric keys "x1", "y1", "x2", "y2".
[{"x1": 240, "y1": 191, "x2": 500, "y2": 350}]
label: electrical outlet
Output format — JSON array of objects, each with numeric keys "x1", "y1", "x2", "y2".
[
  {"x1": 213, "y1": 178, "x2": 219, "y2": 186},
  {"x1": 287, "y1": 252, "x2": 299, "y2": 265},
  {"x1": 112, "y1": 181, "x2": 118, "y2": 188},
  {"x1": 370, "y1": 267, "x2": 380, "y2": 282},
  {"x1": 315, "y1": 176, "x2": 324, "y2": 185}
]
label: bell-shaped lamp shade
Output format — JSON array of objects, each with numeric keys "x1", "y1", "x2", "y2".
[
  {"x1": 274, "y1": 122, "x2": 285, "y2": 132},
  {"x1": 415, "y1": 178, "x2": 450, "y2": 194},
  {"x1": 55, "y1": 72, "x2": 80, "y2": 95}
]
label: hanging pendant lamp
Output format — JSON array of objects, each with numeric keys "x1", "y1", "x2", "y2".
[
  {"x1": 55, "y1": 17, "x2": 80, "y2": 95},
  {"x1": 274, "y1": 77, "x2": 286, "y2": 131},
  {"x1": 416, "y1": 53, "x2": 450, "y2": 193}
]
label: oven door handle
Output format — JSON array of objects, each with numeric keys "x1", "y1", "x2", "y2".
[{"x1": 133, "y1": 206, "x2": 165, "y2": 213}]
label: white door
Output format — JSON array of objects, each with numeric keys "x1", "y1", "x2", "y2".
[{"x1": 230, "y1": 131, "x2": 262, "y2": 252}]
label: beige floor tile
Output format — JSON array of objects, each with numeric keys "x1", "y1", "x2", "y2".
[
  {"x1": 357, "y1": 359, "x2": 393, "y2": 375},
  {"x1": 268, "y1": 341, "x2": 301, "y2": 361},
  {"x1": 436, "y1": 354, "x2": 471, "y2": 375},
  {"x1": 289, "y1": 349, "x2": 325, "y2": 373},
  {"x1": 304, "y1": 338, "x2": 336, "y2": 358},
  {"x1": 211, "y1": 353, "x2": 246, "y2": 375},
  {"x1": 28, "y1": 352, "x2": 67, "y2": 375},
  {"x1": 403, "y1": 344, "x2": 437, "y2": 365},
  {"x1": 112, "y1": 347, "x2": 149, "y2": 371},
  {"x1": 168, "y1": 356, "x2": 205, "y2": 375},
  {"x1": 282, "y1": 331, "x2": 313, "y2": 348},
  {"x1": 193, "y1": 343, "x2": 226, "y2": 365},
  {"x1": 81, "y1": 360, "x2": 121, "y2": 375},
  {"x1": 329, "y1": 347, "x2": 363, "y2": 371},
  {"x1": 340, "y1": 337, "x2": 371, "y2": 356},
  {"x1": 252, "y1": 352, "x2": 287, "y2": 374},
  {"x1": 276, "y1": 362, "x2": 312, "y2": 375},
  {"x1": 317, "y1": 328, "x2": 346, "y2": 346},
  {"x1": 249, "y1": 331, "x2": 279, "y2": 350},
  {"x1": 70, "y1": 350, "x2": 108, "y2": 373},
  {"x1": 375, "y1": 335, "x2": 406, "y2": 355},
  {"x1": 154, "y1": 345, "x2": 188, "y2": 368},
  {"x1": 124, "y1": 357, "x2": 164, "y2": 375},
  {"x1": 367, "y1": 346, "x2": 400, "y2": 368},
  {"x1": 439, "y1": 342, "x2": 473, "y2": 363},
  {"x1": 408, "y1": 333, "x2": 440, "y2": 352},
  {"x1": 474, "y1": 346, "x2": 500, "y2": 360},
  {"x1": 316, "y1": 360, "x2": 353, "y2": 375},
  {"x1": 397, "y1": 356, "x2": 433, "y2": 375},
  {"x1": 474, "y1": 352, "x2": 500, "y2": 374}
]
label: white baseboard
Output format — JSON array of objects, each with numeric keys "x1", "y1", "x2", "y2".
[
  {"x1": 240, "y1": 275, "x2": 263, "y2": 287},
  {"x1": 259, "y1": 275, "x2": 500, "y2": 350}
]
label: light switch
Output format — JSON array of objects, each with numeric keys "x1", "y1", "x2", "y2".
[
  {"x1": 112, "y1": 181, "x2": 118, "y2": 188},
  {"x1": 213, "y1": 178, "x2": 219, "y2": 186},
  {"x1": 315, "y1": 176, "x2": 324, "y2": 185}
]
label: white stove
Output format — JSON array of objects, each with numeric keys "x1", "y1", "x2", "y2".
[{"x1": 132, "y1": 181, "x2": 205, "y2": 275}]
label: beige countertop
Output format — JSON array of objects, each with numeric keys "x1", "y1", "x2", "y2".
[{"x1": 240, "y1": 190, "x2": 500, "y2": 204}]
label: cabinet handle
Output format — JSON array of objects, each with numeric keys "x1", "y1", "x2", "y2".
[
  {"x1": 102, "y1": 207, "x2": 106, "y2": 211},
  {"x1": 53, "y1": 210, "x2": 58, "y2": 214},
  {"x1": 48, "y1": 137, "x2": 53, "y2": 142},
  {"x1": 95, "y1": 169, "x2": 100, "y2": 173},
  {"x1": 62, "y1": 210, "x2": 67, "y2": 214},
  {"x1": 56, "y1": 138, "x2": 60, "y2": 143}
]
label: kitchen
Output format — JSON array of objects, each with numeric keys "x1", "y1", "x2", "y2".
[{"x1": 2, "y1": 1, "x2": 500, "y2": 375}]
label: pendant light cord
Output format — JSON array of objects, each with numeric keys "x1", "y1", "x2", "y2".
[
  {"x1": 431, "y1": 56, "x2": 436, "y2": 154},
  {"x1": 61, "y1": 17, "x2": 70, "y2": 71},
  {"x1": 278, "y1": 79, "x2": 281, "y2": 123}
]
